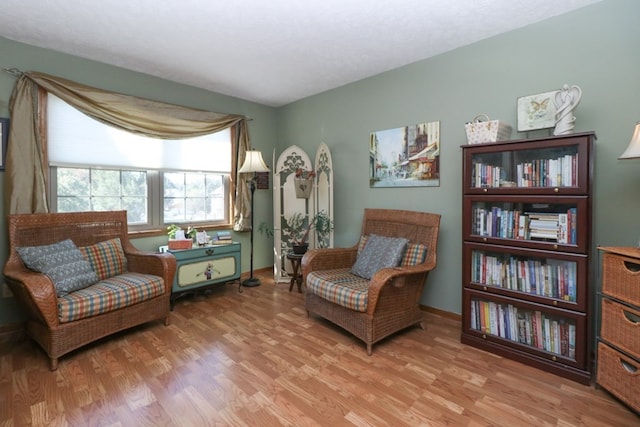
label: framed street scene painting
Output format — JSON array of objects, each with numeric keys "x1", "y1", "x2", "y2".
[{"x1": 369, "y1": 121, "x2": 440, "y2": 188}]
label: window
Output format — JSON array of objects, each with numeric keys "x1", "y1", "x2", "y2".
[{"x1": 47, "y1": 95, "x2": 233, "y2": 231}]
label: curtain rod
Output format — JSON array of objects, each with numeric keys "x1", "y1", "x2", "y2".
[{"x1": 1, "y1": 67, "x2": 23, "y2": 77}]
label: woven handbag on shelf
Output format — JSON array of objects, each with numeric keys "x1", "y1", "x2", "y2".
[{"x1": 465, "y1": 114, "x2": 512, "y2": 144}]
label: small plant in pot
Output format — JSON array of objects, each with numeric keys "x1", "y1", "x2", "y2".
[
  {"x1": 258, "y1": 210, "x2": 333, "y2": 254},
  {"x1": 166, "y1": 224, "x2": 197, "y2": 250},
  {"x1": 167, "y1": 224, "x2": 198, "y2": 240},
  {"x1": 286, "y1": 210, "x2": 333, "y2": 254}
]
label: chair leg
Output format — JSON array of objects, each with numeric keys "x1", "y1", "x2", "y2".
[
  {"x1": 418, "y1": 321, "x2": 425, "y2": 330},
  {"x1": 366, "y1": 343, "x2": 373, "y2": 356},
  {"x1": 49, "y1": 357, "x2": 59, "y2": 371},
  {"x1": 164, "y1": 315, "x2": 170, "y2": 326}
]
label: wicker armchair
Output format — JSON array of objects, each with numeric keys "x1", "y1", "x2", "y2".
[
  {"x1": 302, "y1": 208, "x2": 440, "y2": 355},
  {"x1": 3, "y1": 210, "x2": 176, "y2": 370}
]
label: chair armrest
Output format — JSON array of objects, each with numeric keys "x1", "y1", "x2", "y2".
[
  {"x1": 125, "y1": 250, "x2": 177, "y2": 293},
  {"x1": 366, "y1": 263, "x2": 436, "y2": 315},
  {"x1": 3, "y1": 266, "x2": 59, "y2": 327},
  {"x1": 302, "y1": 247, "x2": 358, "y2": 278}
]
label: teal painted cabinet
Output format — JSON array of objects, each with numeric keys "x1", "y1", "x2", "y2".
[{"x1": 168, "y1": 243, "x2": 241, "y2": 307}]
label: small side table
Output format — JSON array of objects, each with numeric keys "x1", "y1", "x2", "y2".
[{"x1": 286, "y1": 252, "x2": 304, "y2": 293}]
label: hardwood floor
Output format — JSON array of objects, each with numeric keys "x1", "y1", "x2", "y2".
[{"x1": 1, "y1": 271, "x2": 637, "y2": 426}]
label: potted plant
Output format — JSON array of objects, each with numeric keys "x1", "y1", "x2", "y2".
[
  {"x1": 294, "y1": 168, "x2": 316, "y2": 199},
  {"x1": 286, "y1": 210, "x2": 333, "y2": 254},
  {"x1": 166, "y1": 224, "x2": 196, "y2": 250},
  {"x1": 258, "y1": 210, "x2": 333, "y2": 254}
]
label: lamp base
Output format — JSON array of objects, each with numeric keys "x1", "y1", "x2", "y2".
[{"x1": 241, "y1": 277, "x2": 261, "y2": 287}]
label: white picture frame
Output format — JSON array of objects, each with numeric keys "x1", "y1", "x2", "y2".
[
  {"x1": 517, "y1": 90, "x2": 558, "y2": 131},
  {"x1": 196, "y1": 231, "x2": 209, "y2": 245}
]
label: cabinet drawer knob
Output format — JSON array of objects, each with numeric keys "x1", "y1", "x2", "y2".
[
  {"x1": 553, "y1": 244, "x2": 558, "y2": 250},
  {"x1": 554, "y1": 187, "x2": 559, "y2": 193},
  {"x1": 482, "y1": 237, "x2": 487, "y2": 242},
  {"x1": 482, "y1": 334, "x2": 487, "y2": 339},
  {"x1": 483, "y1": 188, "x2": 488, "y2": 193},
  {"x1": 552, "y1": 356, "x2": 557, "y2": 361},
  {"x1": 553, "y1": 300, "x2": 558, "y2": 306}
]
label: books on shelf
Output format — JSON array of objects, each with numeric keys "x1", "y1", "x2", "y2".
[
  {"x1": 472, "y1": 205, "x2": 577, "y2": 245},
  {"x1": 471, "y1": 152, "x2": 578, "y2": 188},
  {"x1": 469, "y1": 299, "x2": 576, "y2": 358},
  {"x1": 470, "y1": 250, "x2": 577, "y2": 301}
]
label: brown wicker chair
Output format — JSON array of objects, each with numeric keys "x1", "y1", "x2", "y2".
[
  {"x1": 302, "y1": 208, "x2": 440, "y2": 355},
  {"x1": 3, "y1": 210, "x2": 176, "y2": 370}
]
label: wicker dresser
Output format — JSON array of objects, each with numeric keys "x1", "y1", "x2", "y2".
[{"x1": 597, "y1": 246, "x2": 640, "y2": 413}]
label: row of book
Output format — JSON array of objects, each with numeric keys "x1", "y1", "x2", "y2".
[
  {"x1": 470, "y1": 299, "x2": 576, "y2": 358},
  {"x1": 472, "y1": 206, "x2": 577, "y2": 244},
  {"x1": 516, "y1": 154, "x2": 577, "y2": 188},
  {"x1": 470, "y1": 153, "x2": 578, "y2": 188},
  {"x1": 470, "y1": 251, "x2": 577, "y2": 301}
]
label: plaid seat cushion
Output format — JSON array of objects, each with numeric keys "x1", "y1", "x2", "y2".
[
  {"x1": 57, "y1": 272, "x2": 165, "y2": 323},
  {"x1": 306, "y1": 268, "x2": 370, "y2": 312}
]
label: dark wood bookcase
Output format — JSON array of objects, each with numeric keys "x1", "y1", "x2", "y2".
[{"x1": 460, "y1": 132, "x2": 595, "y2": 385}]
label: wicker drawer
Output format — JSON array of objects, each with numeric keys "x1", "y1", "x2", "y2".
[
  {"x1": 602, "y1": 253, "x2": 640, "y2": 306},
  {"x1": 596, "y1": 342, "x2": 640, "y2": 413},
  {"x1": 601, "y1": 298, "x2": 640, "y2": 359}
]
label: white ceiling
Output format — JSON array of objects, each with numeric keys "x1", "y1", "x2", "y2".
[{"x1": 0, "y1": 0, "x2": 602, "y2": 107}]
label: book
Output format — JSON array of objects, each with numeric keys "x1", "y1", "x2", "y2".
[
  {"x1": 216, "y1": 231, "x2": 232, "y2": 241},
  {"x1": 568, "y1": 208, "x2": 577, "y2": 244},
  {"x1": 568, "y1": 324, "x2": 576, "y2": 359},
  {"x1": 557, "y1": 213, "x2": 568, "y2": 244}
]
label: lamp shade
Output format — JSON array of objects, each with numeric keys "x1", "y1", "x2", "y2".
[
  {"x1": 238, "y1": 150, "x2": 269, "y2": 173},
  {"x1": 619, "y1": 122, "x2": 640, "y2": 159}
]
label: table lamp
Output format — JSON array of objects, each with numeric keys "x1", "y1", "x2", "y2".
[{"x1": 619, "y1": 122, "x2": 640, "y2": 159}]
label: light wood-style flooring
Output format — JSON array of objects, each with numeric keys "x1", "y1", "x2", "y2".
[{"x1": 1, "y1": 271, "x2": 637, "y2": 426}]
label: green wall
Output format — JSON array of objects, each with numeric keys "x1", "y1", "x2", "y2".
[
  {"x1": 1, "y1": 0, "x2": 638, "y2": 325},
  {"x1": 275, "y1": 0, "x2": 640, "y2": 314}
]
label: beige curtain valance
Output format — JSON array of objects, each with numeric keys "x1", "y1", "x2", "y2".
[
  {"x1": 25, "y1": 71, "x2": 245, "y2": 138},
  {"x1": 5, "y1": 71, "x2": 252, "y2": 230}
]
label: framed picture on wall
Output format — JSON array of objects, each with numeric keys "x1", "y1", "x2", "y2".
[
  {"x1": 0, "y1": 118, "x2": 8, "y2": 171},
  {"x1": 516, "y1": 90, "x2": 558, "y2": 131},
  {"x1": 369, "y1": 121, "x2": 440, "y2": 188}
]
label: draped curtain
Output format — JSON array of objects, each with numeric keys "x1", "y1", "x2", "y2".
[{"x1": 5, "y1": 71, "x2": 252, "y2": 230}]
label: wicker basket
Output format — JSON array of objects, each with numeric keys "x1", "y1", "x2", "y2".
[
  {"x1": 602, "y1": 253, "x2": 640, "y2": 306},
  {"x1": 601, "y1": 298, "x2": 640, "y2": 358},
  {"x1": 465, "y1": 114, "x2": 512, "y2": 145},
  {"x1": 168, "y1": 239, "x2": 193, "y2": 250},
  {"x1": 596, "y1": 342, "x2": 640, "y2": 412}
]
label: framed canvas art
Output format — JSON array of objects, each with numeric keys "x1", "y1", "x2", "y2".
[
  {"x1": 369, "y1": 121, "x2": 440, "y2": 187},
  {"x1": 369, "y1": 121, "x2": 440, "y2": 188}
]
